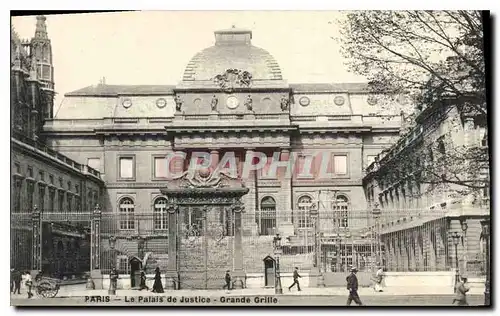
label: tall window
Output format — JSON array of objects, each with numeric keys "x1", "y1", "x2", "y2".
[
  {"x1": 48, "y1": 188, "x2": 55, "y2": 212},
  {"x1": 27, "y1": 182, "x2": 34, "y2": 212},
  {"x1": 116, "y1": 255, "x2": 130, "y2": 274},
  {"x1": 154, "y1": 157, "x2": 168, "y2": 178},
  {"x1": 333, "y1": 155, "x2": 347, "y2": 175},
  {"x1": 256, "y1": 196, "x2": 276, "y2": 235},
  {"x1": 67, "y1": 194, "x2": 73, "y2": 213},
  {"x1": 58, "y1": 191, "x2": 64, "y2": 212},
  {"x1": 38, "y1": 184, "x2": 45, "y2": 212},
  {"x1": 332, "y1": 195, "x2": 349, "y2": 228},
  {"x1": 14, "y1": 179, "x2": 22, "y2": 213},
  {"x1": 297, "y1": 195, "x2": 314, "y2": 228},
  {"x1": 119, "y1": 157, "x2": 134, "y2": 179},
  {"x1": 119, "y1": 197, "x2": 135, "y2": 230},
  {"x1": 153, "y1": 197, "x2": 168, "y2": 230}
]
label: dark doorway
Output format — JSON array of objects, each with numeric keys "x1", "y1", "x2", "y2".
[
  {"x1": 129, "y1": 257, "x2": 142, "y2": 288},
  {"x1": 263, "y1": 256, "x2": 275, "y2": 287}
]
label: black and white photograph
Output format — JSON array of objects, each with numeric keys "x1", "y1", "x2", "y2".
[{"x1": 9, "y1": 10, "x2": 491, "y2": 307}]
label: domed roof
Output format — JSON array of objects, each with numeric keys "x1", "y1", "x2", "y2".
[{"x1": 182, "y1": 28, "x2": 282, "y2": 81}]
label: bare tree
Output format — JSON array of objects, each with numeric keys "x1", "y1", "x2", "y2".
[
  {"x1": 340, "y1": 11, "x2": 489, "y2": 194},
  {"x1": 337, "y1": 11, "x2": 486, "y2": 116}
]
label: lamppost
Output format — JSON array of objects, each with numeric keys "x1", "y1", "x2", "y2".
[
  {"x1": 480, "y1": 218, "x2": 490, "y2": 306},
  {"x1": 450, "y1": 231, "x2": 461, "y2": 291},
  {"x1": 108, "y1": 236, "x2": 117, "y2": 295},
  {"x1": 372, "y1": 206, "x2": 381, "y2": 268},
  {"x1": 309, "y1": 205, "x2": 319, "y2": 268},
  {"x1": 460, "y1": 218, "x2": 468, "y2": 274},
  {"x1": 273, "y1": 233, "x2": 283, "y2": 294}
]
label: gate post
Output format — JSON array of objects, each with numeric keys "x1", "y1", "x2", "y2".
[
  {"x1": 31, "y1": 206, "x2": 42, "y2": 276},
  {"x1": 90, "y1": 204, "x2": 103, "y2": 289},
  {"x1": 232, "y1": 201, "x2": 246, "y2": 289},
  {"x1": 165, "y1": 204, "x2": 179, "y2": 290}
]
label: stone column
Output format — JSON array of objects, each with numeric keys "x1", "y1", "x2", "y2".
[
  {"x1": 210, "y1": 149, "x2": 219, "y2": 170},
  {"x1": 279, "y1": 148, "x2": 292, "y2": 226},
  {"x1": 243, "y1": 148, "x2": 257, "y2": 235},
  {"x1": 165, "y1": 204, "x2": 179, "y2": 290},
  {"x1": 90, "y1": 205, "x2": 103, "y2": 289},
  {"x1": 31, "y1": 206, "x2": 42, "y2": 276},
  {"x1": 232, "y1": 201, "x2": 246, "y2": 289}
]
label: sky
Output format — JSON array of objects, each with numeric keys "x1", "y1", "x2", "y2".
[{"x1": 11, "y1": 11, "x2": 366, "y2": 109}]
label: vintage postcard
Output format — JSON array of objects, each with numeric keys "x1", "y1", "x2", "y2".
[{"x1": 10, "y1": 10, "x2": 490, "y2": 307}]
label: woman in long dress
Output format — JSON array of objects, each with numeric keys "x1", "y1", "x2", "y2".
[
  {"x1": 151, "y1": 267, "x2": 164, "y2": 293},
  {"x1": 374, "y1": 266, "x2": 384, "y2": 292}
]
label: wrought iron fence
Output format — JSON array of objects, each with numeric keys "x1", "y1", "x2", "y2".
[{"x1": 11, "y1": 206, "x2": 488, "y2": 278}]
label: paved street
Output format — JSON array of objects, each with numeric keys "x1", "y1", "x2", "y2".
[{"x1": 11, "y1": 294, "x2": 485, "y2": 306}]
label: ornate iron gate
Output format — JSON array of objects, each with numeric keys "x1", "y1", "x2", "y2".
[{"x1": 177, "y1": 205, "x2": 234, "y2": 289}]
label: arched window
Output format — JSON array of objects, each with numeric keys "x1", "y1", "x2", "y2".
[
  {"x1": 257, "y1": 196, "x2": 276, "y2": 235},
  {"x1": 332, "y1": 195, "x2": 349, "y2": 228},
  {"x1": 154, "y1": 197, "x2": 168, "y2": 230},
  {"x1": 297, "y1": 195, "x2": 314, "y2": 228},
  {"x1": 119, "y1": 197, "x2": 135, "y2": 230}
]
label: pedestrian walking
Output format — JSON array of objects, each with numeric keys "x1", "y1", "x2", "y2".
[
  {"x1": 12, "y1": 269, "x2": 22, "y2": 295},
  {"x1": 10, "y1": 269, "x2": 14, "y2": 293},
  {"x1": 346, "y1": 267, "x2": 363, "y2": 306},
  {"x1": 139, "y1": 271, "x2": 149, "y2": 291},
  {"x1": 151, "y1": 267, "x2": 164, "y2": 293},
  {"x1": 24, "y1": 271, "x2": 33, "y2": 299},
  {"x1": 374, "y1": 265, "x2": 384, "y2": 292},
  {"x1": 222, "y1": 270, "x2": 231, "y2": 291},
  {"x1": 452, "y1": 275, "x2": 470, "y2": 306},
  {"x1": 288, "y1": 267, "x2": 302, "y2": 292}
]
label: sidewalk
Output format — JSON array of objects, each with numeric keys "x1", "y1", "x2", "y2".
[{"x1": 51, "y1": 285, "x2": 484, "y2": 298}]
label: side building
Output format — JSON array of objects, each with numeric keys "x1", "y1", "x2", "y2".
[
  {"x1": 11, "y1": 17, "x2": 104, "y2": 280},
  {"x1": 362, "y1": 96, "x2": 489, "y2": 277}
]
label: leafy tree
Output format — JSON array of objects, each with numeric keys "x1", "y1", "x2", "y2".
[{"x1": 343, "y1": 11, "x2": 489, "y2": 197}]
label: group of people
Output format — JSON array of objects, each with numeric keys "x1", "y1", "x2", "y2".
[
  {"x1": 108, "y1": 267, "x2": 165, "y2": 294},
  {"x1": 10, "y1": 269, "x2": 35, "y2": 299}
]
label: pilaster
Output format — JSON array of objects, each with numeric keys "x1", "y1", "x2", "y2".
[{"x1": 165, "y1": 204, "x2": 179, "y2": 290}]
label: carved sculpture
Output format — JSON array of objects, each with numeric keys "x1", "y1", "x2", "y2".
[
  {"x1": 174, "y1": 95, "x2": 183, "y2": 112},
  {"x1": 211, "y1": 95, "x2": 218, "y2": 112},
  {"x1": 245, "y1": 95, "x2": 253, "y2": 111},
  {"x1": 213, "y1": 69, "x2": 253, "y2": 93},
  {"x1": 171, "y1": 168, "x2": 240, "y2": 189},
  {"x1": 280, "y1": 95, "x2": 290, "y2": 111}
]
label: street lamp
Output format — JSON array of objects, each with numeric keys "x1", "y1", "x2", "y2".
[
  {"x1": 480, "y1": 218, "x2": 490, "y2": 306},
  {"x1": 273, "y1": 233, "x2": 283, "y2": 294},
  {"x1": 108, "y1": 236, "x2": 117, "y2": 295},
  {"x1": 450, "y1": 231, "x2": 461, "y2": 291},
  {"x1": 335, "y1": 235, "x2": 341, "y2": 272}
]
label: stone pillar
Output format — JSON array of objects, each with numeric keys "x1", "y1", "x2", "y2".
[
  {"x1": 210, "y1": 149, "x2": 219, "y2": 170},
  {"x1": 279, "y1": 148, "x2": 292, "y2": 227},
  {"x1": 90, "y1": 205, "x2": 103, "y2": 289},
  {"x1": 243, "y1": 148, "x2": 257, "y2": 235},
  {"x1": 165, "y1": 204, "x2": 179, "y2": 290},
  {"x1": 31, "y1": 206, "x2": 42, "y2": 276},
  {"x1": 232, "y1": 201, "x2": 246, "y2": 289}
]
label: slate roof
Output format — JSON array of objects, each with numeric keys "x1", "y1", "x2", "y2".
[{"x1": 65, "y1": 84, "x2": 176, "y2": 97}]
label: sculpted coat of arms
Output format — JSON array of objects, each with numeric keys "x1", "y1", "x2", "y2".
[{"x1": 213, "y1": 69, "x2": 253, "y2": 93}]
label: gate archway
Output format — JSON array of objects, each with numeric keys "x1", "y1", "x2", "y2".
[{"x1": 161, "y1": 169, "x2": 248, "y2": 290}]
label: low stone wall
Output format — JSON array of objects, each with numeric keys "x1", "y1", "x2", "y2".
[
  {"x1": 382, "y1": 271, "x2": 455, "y2": 288},
  {"x1": 245, "y1": 272, "x2": 310, "y2": 289},
  {"x1": 323, "y1": 272, "x2": 373, "y2": 287}
]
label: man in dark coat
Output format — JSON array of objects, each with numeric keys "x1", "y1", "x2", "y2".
[
  {"x1": 346, "y1": 267, "x2": 363, "y2": 306},
  {"x1": 288, "y1": 267, "x2": 302, "y2": 291},
  {"x1": 139, "y1": 271, "x2": 149, "y2": 291},
  {"x1": 222, "y1": 270, "x2": 231, "y2": 291},
  {"x1": 12, "y1": 269, "x2": 22, "y2": 294}
]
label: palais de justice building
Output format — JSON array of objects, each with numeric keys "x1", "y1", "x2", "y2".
[{"x1": 13, "y1": 17, "x2": 405, "y2": 288}]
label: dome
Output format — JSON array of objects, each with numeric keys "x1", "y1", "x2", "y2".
[{"x1": 182, "y1": 28, "x2": 282, "y2": 81}]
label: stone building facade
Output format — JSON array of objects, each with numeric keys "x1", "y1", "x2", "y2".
[
  {"x1": 12, "y1": 18, "x2": 407, "y2": 287},
  {"x1": 362, "y1": 97, "x2": 489, "y2": 275},
  {"x1": 11, "y1": 17, "x2": 104, "y2": 279}
]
